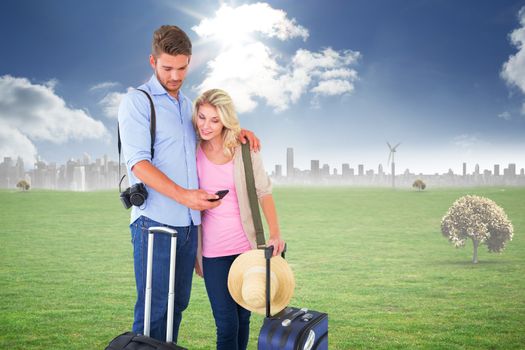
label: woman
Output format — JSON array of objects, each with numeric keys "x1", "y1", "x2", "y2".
[{"x1": 192, "y1": 89, "x2": 286, "y2": 350}]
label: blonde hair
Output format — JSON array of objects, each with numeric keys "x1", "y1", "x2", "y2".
[{"x1": 192, "y1": 89, "x2": 241, "y2": 158}]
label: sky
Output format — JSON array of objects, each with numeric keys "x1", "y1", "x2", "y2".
[{"x1": 1, "y1": 0, "x2": 525, "y2": 175}]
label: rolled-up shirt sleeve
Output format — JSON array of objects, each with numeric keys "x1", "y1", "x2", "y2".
[{"x1": 118, "y1": 90, "x2": 152, "y2": 170}]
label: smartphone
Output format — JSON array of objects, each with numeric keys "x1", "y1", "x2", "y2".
[{"x1": 208, "y1": 189, "x2": 229, "y2": 202}]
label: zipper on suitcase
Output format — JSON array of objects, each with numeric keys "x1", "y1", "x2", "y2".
[
  {"x1": 279, "y1": 312, "x2": 325, "y2": 349},
  {"x1": 293, "y1": 314, "x2": 327, "y2": 350}
]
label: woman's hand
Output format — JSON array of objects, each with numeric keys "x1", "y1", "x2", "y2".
[
  {"x1": 267, "y1": 235, "x2": 286, "y2": 256},
  {"x1": 239, "y1": 129, "x2": 261, "y2": 151},
  {"x1": 194, "y1": 259, "x2": 203, "y2": 278}
]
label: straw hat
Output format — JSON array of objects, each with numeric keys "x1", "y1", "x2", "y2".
[{"x1": 228, "y1": 249, "x2": 295, "y2": 316}]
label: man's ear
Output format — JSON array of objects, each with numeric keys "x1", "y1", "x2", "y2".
[{"x1": 149, "y1": 54, "x2": 156, "y2": 70}]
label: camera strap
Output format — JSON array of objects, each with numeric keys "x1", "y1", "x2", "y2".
[{"x1": 117, "y1": 89, "x2": 156, "y2": 192}]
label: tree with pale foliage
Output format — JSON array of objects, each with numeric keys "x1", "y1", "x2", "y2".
[
  {"x1": 441, "y1": 195, "x2": 513, "y2": 264},
  {"x1": 16, "y1": 180, "x2": 30, "y2": 191},
  {"x1": 412, "y1": 179, "x2": 426, "y2": 191}
]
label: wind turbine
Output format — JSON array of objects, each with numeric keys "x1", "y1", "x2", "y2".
[{"x1": 387, "y1": 142, "x2": 401, "y2": 188}]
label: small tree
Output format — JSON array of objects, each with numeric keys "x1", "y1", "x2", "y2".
[
  {"x1": 441, "y1": 195, "x2": 513, "y2": 264},
  {"x1": 412, "y1": 179, "x2": 426, "y2": 191},
  {"x1": 16, "y1": 180, "x2": 30, "y2": 191}
]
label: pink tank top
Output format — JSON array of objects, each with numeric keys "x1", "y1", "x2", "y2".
[{"x1": 196, "y1": 145, "x2": 252, "y2": 258}]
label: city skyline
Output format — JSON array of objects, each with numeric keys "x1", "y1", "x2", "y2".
[
  {"x1": 2, "y1": 147, "x2": 523, "y2": 191},
  {"x1": 1, "y1": 1, "x2": 525, "y2": 175}
]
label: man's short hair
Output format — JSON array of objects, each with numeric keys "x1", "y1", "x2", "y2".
[{"x1": 152, "y1": 25, "x2": 192, "y2": 58}]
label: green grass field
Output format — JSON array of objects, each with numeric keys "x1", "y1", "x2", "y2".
[{"x1": 1, "y1": 187, "x2": 524, "y2": 349}]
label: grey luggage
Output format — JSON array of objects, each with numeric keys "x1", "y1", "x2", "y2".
[{"x1": 105, "y1": 227, "x2": 187, "y2": 350}]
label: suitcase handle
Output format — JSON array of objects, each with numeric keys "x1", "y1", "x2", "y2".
[
  {"x1": 264, "y1": 244, "x2": 287, "y2": 318},
  {"x1": 148, "y1": 226, "x2": 177, "y2": 237},
  {"x1": 144, "y1": 226, "x2": 178, "y2": 343},
  {"x1": 264, "y1": 243, "x2": 287, "y2": 259}
]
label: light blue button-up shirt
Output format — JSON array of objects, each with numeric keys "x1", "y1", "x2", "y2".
[{"x1": 118, "y1": 75, "x2": 200, "y2": 227}]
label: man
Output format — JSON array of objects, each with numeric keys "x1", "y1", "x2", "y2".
[{"x1": 118, "y1": 25, "x2": 259, "y2": 343}]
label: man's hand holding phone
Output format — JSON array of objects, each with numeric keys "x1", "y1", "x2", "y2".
[{"x1": 209, "y1": 189, "x2": 229, "y2": 202}]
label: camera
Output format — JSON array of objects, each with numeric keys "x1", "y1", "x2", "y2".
[{"x1": 120, "y1": 183, "x2": 148, "y2": 209}]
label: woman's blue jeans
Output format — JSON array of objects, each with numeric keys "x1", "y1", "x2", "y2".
[
  {"x1": 203, "y1": 254, "x2": 251, "y2": 350},
  {"x1": 130, "y1": 216, "x2": 197, "y2": 343}
]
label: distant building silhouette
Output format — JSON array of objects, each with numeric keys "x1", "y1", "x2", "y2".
[
  {"x1": 342, "y1": 163, "x2": 351, "y2": 177},
  {"x1": 269, "y1": 150, "x2": 525, "y2": 188},
  {"x1": 286, "y1": 148, "x2": 294, "y2": 178},
  {"x1": 311, "y1": 160, "x2": 320, "y2": 179},
  {"x1": 0, "y1": 154, "x2": 122, "y2": 191},
  {"x1": 1, "y1": 151, "x2": 524, "y2": 190},
  {"x1": 274, "y1": 164, "x2": 282, "y2": 178},
  {"x1": 321, "y1": 164, "x2": 330, "y2": 177},
  {"x1": 507, "y1": 163, "x2": 516, "y2": 177}
]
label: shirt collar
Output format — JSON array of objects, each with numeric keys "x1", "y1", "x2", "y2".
[
  {"x1": 147, "y1": 75, "x2": 167, "y2": 96},
  {"x1": 146, "y1": 75, "x2": 187, "y2": 104}
]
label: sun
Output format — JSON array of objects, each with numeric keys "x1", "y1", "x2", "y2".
[{"x1": 191, "y1": 4, "x2": 260, "y2": 48}]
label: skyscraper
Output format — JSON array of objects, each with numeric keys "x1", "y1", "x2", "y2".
[
  {"x1": 311, "y1": 160, "x2": 320, "y2": 179},
  {"x1": 358, "y1": 164, "x2": 364, "y2": 176},
  {"x1": 508, "y1": 163, "x2": 516, "y2": 176},
  {"x1": 286, "y1": 147, "x2": 294, "y2": 178},
  {"x1": 275, "y1": 164, "x2": 282, "y2": 177},
  {"x1": 342, "y1": 163, "x2": 351, "y2": 177},
  {"x1": 321, "y1": 164, "x2": 330, "y2": 176}
]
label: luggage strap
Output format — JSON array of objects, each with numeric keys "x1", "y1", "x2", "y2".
[
  {"x1": 241, "y1": 142, "x2": 266, "y2": 248},
  {"x1": 242, "y1": 142, "x2": 287, "y2": 318}
]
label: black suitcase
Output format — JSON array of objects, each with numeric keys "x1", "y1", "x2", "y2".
[
  {"x1": 105, "y1": 226, "x2": 187, "y2": 350},
  {"x1": 257, "y1": 247, "x2": 328, "y2": 350}
]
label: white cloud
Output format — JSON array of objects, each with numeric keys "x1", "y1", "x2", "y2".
[
  {"x1": 196, "y1": 42, "x2": 287, "y2": 112},
  {"x1": 193, "y1": 3, "x2": 308, "y2": 44},
  {"x1": 320, "y1": 68, "x2": 358, "y2": 80},
  {"x1": 501, "y1": 7, "x2": 525, "y2": 114},
  {"x1": 498, "y1": 111, "x2": 511, "y2": 120},
  {"x1": 0, "y1": 125, "x2": 37, "y2": 166},
  {"x1": 0, "y1": 75, "x2": 109, "y2": 162},
  {"x1": 193, "y1": 3, "x2": 360, "y2": 113},
  {"x1": 45, "y1": 79, "x2": 58, "y2": 90},
  {"x1": 311, "y1": 79, "x2": 355, "y2": 96},
  {"x1": 293, "y1": 48, "x2": 360, "y2": 71},
  {"x1": 99, "y1": 90, "x2": 128, "y2": 119},
  {"x1": 452, "y1": 134, "x2": 481, "y2": 149},
  {"x1": 90, "y1": 81, "x2": 120, "y2": 91}
]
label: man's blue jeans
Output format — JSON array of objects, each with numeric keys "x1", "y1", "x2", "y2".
[
  {"x1": 130, "y1": 216, "x2": 197, "y2": 343},
  {"x1": 203, "y1": 254, "x2": 251, "y2": 350}
]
